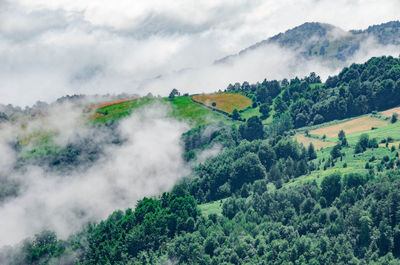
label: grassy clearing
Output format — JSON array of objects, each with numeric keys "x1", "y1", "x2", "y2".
[
  {"x1": 240, "y1": 106, "x2": 260, "y2": 120},
  {"x1": 93, "y1": 96, "x2": 228, "y2": 127},
  {"x1": 164, "y1": 97, "x2": 228, "y2": 127},
  {"x1": 93, "y1": 98, "x2": 156, "y2": 124},
  {"x1": 20, "y1": 96, "x2": 230, "y2": 158},
  {"x1": 19, "y1": 136, "x2": 61, "y2": 159},
  {"x1": 309, "y1": 115, "x2": 388, "y2": 138},
  {"x1": 290, "y1": 111, "x2": 400, "y2": 187},
  {"x1": 198, "y1": 199, "x2": 227, "y2": 216},
  {"x1": 192, "y1": 93, "x2": 252, "y2": 114},
  {"x1": 294, "y1": 134, "x2": 335, "y2": 150},
  {"x1": 287, "y1": 145, "x2": 397, "y2": 187},
  {"x1": 345, "y1": 121, "x2": 400, "y2": 144}
]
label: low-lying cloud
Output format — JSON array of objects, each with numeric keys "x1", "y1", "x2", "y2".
[
  {"x1": 1, "y1": 0, "x2": 400, "y2": 106},
  {"x1": 0, "y1": 102, "x2": 190, "y2": 247},
  {"x1": 142, "y1": 37, "x2": 400, "y2": 96}
]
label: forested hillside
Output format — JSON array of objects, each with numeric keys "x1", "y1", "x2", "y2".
[
  {"x1": 3, "y1": 56, "x2": 400, "y2": 265},
  {"x1": 227, "y1": 56, "x2": 400, "y2": 128}
]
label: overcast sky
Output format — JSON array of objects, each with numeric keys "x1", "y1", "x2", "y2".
[{"x1": 0, "y1": 0, "x2": 399, "y2": 106}]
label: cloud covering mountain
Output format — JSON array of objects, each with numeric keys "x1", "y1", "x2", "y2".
[{"x1": 0, "y1": 0, "x2": 399, "y2": 106}]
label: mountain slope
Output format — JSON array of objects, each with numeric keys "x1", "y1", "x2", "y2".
[{"x1": 217, "y1": 21, "x2": 400, "y2": 63}]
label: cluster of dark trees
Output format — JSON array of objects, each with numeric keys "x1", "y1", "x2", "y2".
[
  {"x1": 226, "y1": 56, "x2": 400, "y2": 128},
  {"x1": 181, "y1": 114, "x2": 292, "y2": 162},
  {"x1": 215, "y1": 171, "x2": 400, "y2": 264},
  {"x1": 7, "y1": 186, "x2": 199, "y2": 265},
  {"x1": 8, "y1": 170, "x2": 400, "y2": 264},
  {"x1": 5, "y1": 56, "x2": 400, "y2": 264},
  {"x1": 285, "y1": 56, "x2": 400, "y2": 127},
  {"x1": 185, "y1": 136, "x2": 313, "y2": 203}
]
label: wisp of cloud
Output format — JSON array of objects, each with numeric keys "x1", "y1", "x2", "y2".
[{"x1": 0, "y1": 102, "x2": 189, "y2": 247}]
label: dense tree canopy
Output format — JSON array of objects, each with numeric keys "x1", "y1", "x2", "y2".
[
  {"x1": 6, "y1": 55, "x2": 400, "y2": 265},
  {"x1": 228, "y1": 56, "x2": 400, "y2": 128}
]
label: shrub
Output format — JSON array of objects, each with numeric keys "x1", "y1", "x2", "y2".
[
  {"x1": 391, "y1": 113, "x2": 398, "y2": 123},
  {"x1": 383, "y1": 155, "x2": 390, "y2": 162},
  {"x1": 330, "y1": 144, "x2": 342, "y2": 159}
]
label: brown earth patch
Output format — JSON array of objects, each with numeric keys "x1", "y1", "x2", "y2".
[
  {"x1": 294, "y1": 134, "x2": 335, "y2": 150},
  {"x1": 86, "y1": 98, "x2": 139, "y2": 111},
  {"x1": 382, "y1": 106, "x2": 400, "y2": 118},
  {"x1": 310, "y1": 116, "x2": 388, "y2": 138}
]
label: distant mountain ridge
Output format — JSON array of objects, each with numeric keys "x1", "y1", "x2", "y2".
[{"x1": 216, "y1": 21, "x2": 400, "y2": 63}]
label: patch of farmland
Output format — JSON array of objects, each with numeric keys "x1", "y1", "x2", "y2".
[
  {"x1": 310, "y1": 116, "x2": 388, "y2": 138},
  {"x1": 294, "y1": 134, "x2": 335, "y2": 150},
  {"x1": 192, "y1": 93, "x2": 251, "y2": 114}
]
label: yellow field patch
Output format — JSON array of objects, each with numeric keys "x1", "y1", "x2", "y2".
[
  {"x1": 310, "y1": 116, "x2": 388, "y2": 138},
  {"x1": 192, "y1": 93, "x2": 251, "y2": 114},
  {"x1": 381, "y1": 106, "x2": 400, "y2": 118},
  {"x1": 294, "y1": 134, "x2": 335, "y2": 150}
]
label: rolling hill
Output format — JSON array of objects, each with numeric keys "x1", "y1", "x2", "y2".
[
  {"x1": 217, "y1": 21, "x2": 400, "y2": 64},
  {"x1": 4, "y1": 55, "x2": 400, "y2": 264}
]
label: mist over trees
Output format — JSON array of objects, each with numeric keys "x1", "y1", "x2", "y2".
[{"x1": 3, "y1": 56, "x2": 400, "y2": 264}]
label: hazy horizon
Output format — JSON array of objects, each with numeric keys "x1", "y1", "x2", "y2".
[{"x1": 1, "y1": 0, "x2": 400, "y2": 106}]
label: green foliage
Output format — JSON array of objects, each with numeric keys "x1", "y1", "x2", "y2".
[
  {"x1": 338, "y1": 130, "x2": 348, "y2": 146},
  {"x1": 13, "y1": 147, "x2": 400, "y2": 265},
  {"x1": 239, "y1": 116, "x2": 264, "y2": 141},
  {"x1": 231, "y1": 108, "x2": 240, "y2": 120},
  {"x1": 183, "y1": 137, "x2": 310, "y2": 203},
  {"x1": 230, "y1": 153, "x2": 266, "y2": 191},
  {"x1": 230, "y1": 56, "x2": 400, "y2": 129},
  {"x1": 258, "y1": 142, "x2": 276, "y2": 170},
  {"x1": 392, "y1": 113, "x2": 398, "y2": 123},
  {"x1": 307, "y1": 143, "x2": 317, "y2": 160},
  {"x1": 359, "y1": 215, "x2": 372, "y2": 247},
  {"x1": 259, "y1": 103, "x2": 271, "y2": 120},
  {"x1": 330, "y1": 144, "x2": 342, "y2": 159},
  {"x1": 267, "y1": 112, "x2": 294, "y2": 137},
  {"x1": 69, "y1": 188, "x2": 198, "y2": 264},
  {"x1": 321, "y1": 173, "x2": 341, "y2": 205},
  {"x1": 95, "y1": 96, "x2": 227, "y2": 127},
  {"x1": 94, "y1": 97, "x2": 155, "y2": 124},
  {"x1": 355, "y1": 134, "x2": 378, "y2": 153},
  {"x1": 10, "y1": 51, "x2": 400, "y2": 265},
  {"x1": 23, "y1": 231, "x2": 64, "y2": 264},
  {"x1": 169, "y1": 88, "x2": 179, "y2": 99},
  {"x1": 273, "y1": 96, "x2": 288, "y2": 115},
  {"x1": 167, "y1": 97, "x2": 227, "y2": 126}
]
